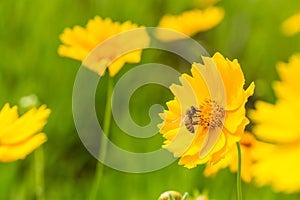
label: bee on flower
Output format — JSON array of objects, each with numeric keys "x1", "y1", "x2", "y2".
[{"x1": 158, "y1": 52, "x2": 254, "y2": 168}]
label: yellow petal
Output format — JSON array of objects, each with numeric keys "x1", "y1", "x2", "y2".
[
  {"x1": 0, "y1": 133, "x2": 47, "y2": 162},
  {"x1": 158, "y1": 7, "x2": 224, "y2": 38},
  {"x1": 253, "y1": 143, "x2": 300, "y2": 193},
  {"x1": 0, "y1": 104, "x2": 18, "y2": 128},
  {"x1": 250, "y1": 101, "x2": 300, "y2": 143},
  {"x1": 164, "y1": 127, "x2": 195, "y2": 157},
  {"x1": 281, "y1": 12, "x2": 300, "y2": 36},
  {"x1": 0, "y1": 105, "x2": 51, "y2": 144},
  {"x1": 213, "y1": 53, "x2": 246, "y2": 110}
]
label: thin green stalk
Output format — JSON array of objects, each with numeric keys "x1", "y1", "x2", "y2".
[
  {"x1": 34, "y1": 147, "x2": 45, "y2": 200},
  {"x1": 89, "y1": 77, "x2": 113, "y2": 200},
  {"x1": 236, "y1": 142, "x2": 242, "y2": 200}
]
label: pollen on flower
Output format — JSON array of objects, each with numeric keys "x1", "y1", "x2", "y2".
[{"x1": 184, "y1": 98, "x2": 225, "y2": 133}]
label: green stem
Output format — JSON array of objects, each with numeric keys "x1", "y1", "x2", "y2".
[
  {"x1": 34, "y1": 147, "x2": 45, "y2": 200},
  {"x1": 236, "y1": 142, "x2": 242, "y2": 200},
  {"x1": 89, "y1": 77, "x2": 113, "y2": 200}
]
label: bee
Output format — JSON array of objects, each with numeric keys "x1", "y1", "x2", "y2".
[{"x1": 182, "y1": 106, "x2": 200, "y2": 133}]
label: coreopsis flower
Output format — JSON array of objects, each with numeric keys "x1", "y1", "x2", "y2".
[
  {"x1": 204, "y1": 132, "x2": 264, "y2": 183},
  {"x1": 0, "y1": 104, "x2": 50, "y2": 162},
  {"x1": 58, "y1": 16, "x2": 148, "y2": 76},
  {"x1": 158, "y1": 7, "x2": 224, "y2": 37},
  {"x1": 281, "y1": 12, "x2": 300, "y2": 36},
  {"x1": 250, "y1": 54, "x2": 300, "y2": 193},
  {"x1": 158, "y1": 52, "x2": 254, "y2": 168}
]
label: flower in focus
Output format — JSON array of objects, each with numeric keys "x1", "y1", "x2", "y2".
[
  {"x1": 281, "y1": 12, "x2": 300, "y2": 36},
  {"x1": 0, "y1": 104, "x2": 51, "y2": 162},
  {"x1": 158, "y1": 52, "x2": 255, "y2": 168},
  {"x1": 250, "y1": 54, "x2": 300, "y2": 193},
  {"x1": 58, "y1": 16, "x2": 147, "y2": 76},
  {"x1": 204, "y1": 132, "x2": 265, "y2": 183},
  {"x1": 158, "y1": 7, "x2": 224, "y2": 37}
]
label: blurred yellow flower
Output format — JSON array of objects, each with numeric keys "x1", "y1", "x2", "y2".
[
  {"x1": 273, "y1": 54, "x2": 300, "y2": 101},
  {"x1": 281, "y1": 12, "x2": 300, "y2": 36},
  {"x1": 58, "y1": 16, "x2": 146, "y2": 76},
  {"x1": 0, "y1": 104, "x2": 50, "y2": 162},
  {"x1": 158, "y1": 7, "x2": 224, "y2": 37},
  {"x1": 250, "y1": 54, "x2": 300, "y2": 193},
  {"x1": 158, "y1": 52, "x2": 254, "y2": 168},
  {"x1": 252, "y1": 141, "x2": 300, "y2": 193},
  {"x1": 252, "y1": 54, "x2": 300, "y2": 144},
  {"x1": 204, "y1": 132, "x2": 264, "y2": 183}
]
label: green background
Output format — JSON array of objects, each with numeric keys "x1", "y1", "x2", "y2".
[{"x1": 1, "y1": 0, "x2": 300, "y2": 199}]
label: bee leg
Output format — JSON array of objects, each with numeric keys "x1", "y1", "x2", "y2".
[{"x1": 191, "y1": 106, "x2": 200, "y2": 113}]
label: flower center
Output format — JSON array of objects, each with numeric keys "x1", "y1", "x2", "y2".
[{"x1": 184, "y1": 98, "x2": 225, "y2": 133}]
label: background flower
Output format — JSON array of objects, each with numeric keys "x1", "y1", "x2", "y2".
[
  {"x1": 0, "y1": 104, "x2": 50, "y2": 162},
  {"x1": 58, "y1": 16, "x2": 147, "y2": 76},
  {"x1": 281, "y1": 12, "x2": 300, "y2": 36},
  {"x1": 250, "y1": 54, "x2": 300, "y2": 193},
  {"x1": 158, "y1": 7, "x2": 224, "y2": 38}
]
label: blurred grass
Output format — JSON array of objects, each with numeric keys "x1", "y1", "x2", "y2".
[{"x1": 1, "y1": 0, "x2": 300, "y2": 199}]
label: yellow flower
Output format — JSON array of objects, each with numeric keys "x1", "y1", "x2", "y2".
[
  {"x1": 252, "y1": 142, "x2": 300, "y2": 193},
  {"x1": 204, "y1": 132, "x2": 264, "y2": 183},
  {"x1": 58, "y1": 16, "x2": 147, "y2": 76},
  {"x1": 281, "y1": 12, "x2": 300, "y2": 36},
  {"x1": 0, "y1": 104, "x2": 50, "y2": 162},
  {"x1": 250, "y1": 54, "x2": 300, "y2": 193},
  {"x1": 252, "y1": 54, "x2": 300, "y2": 144},
  {"x1": 273, "y1": 54, "x2": 300, "y2": 101},
  {"x1": 158, "y1": 7, "x2": 224, "y2": 37},
  {"x1": 158, "y1": 52, "x2": 254, "y2": 168}
]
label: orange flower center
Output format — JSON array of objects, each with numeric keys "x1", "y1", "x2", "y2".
[{"x1": 184, "y1": 98, "x2": 225, "y2": 133}]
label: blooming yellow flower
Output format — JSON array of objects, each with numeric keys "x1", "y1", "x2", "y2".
[
  {"x1": 58, "y1": 16, "x2": 147, "y2": 76},
  {"x1": 0, "y1": 104, "x2": 50, "y2": 162},
  {"x1": 250, "y1": 54, "x2": 300, "y2": 193},
  {"x1": 158, "y1": 7, "x2": 224, "y2": 37},
  {"x1": 158, "y1": 52, "x2": 254, "y2": 168},
  {"x1": 204, "y1": 132, "x2": 264, "y2": 183},
  {"x1": 281, "y1": 12, "x2": 300, "y2": 36}
]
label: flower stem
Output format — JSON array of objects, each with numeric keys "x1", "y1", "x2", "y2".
[
  {"x1": 236, "y1": 142, "x2": 242, "y2": 200},
  {"x1": 89, "y1": 77, "x2": 113, "y2": 200},
  {"x1": 34, "y1": 147, "x2": 45, "y2": 200}
]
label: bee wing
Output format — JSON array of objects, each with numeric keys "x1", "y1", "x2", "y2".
[
  {"x1": 199, "y1": 127, "x2": 222, "y2": 158},
  {"x1": 180, "y1": 115, "x2": 187, "y2": 126}
]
